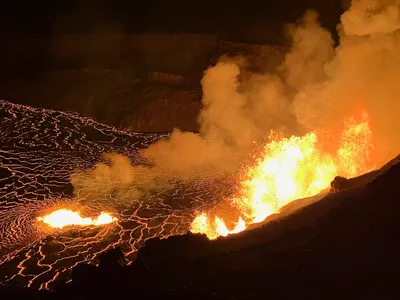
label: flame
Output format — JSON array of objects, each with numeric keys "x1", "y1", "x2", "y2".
[
  {"x1": 37, "y1": 209, "x2": 118, "y2": 229},
  {"x1": 191, "y1": 110, "x2": 375, "y2": 239}
]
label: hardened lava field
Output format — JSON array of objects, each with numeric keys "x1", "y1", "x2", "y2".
[{"x1": 0, "y1": 100, "x2": 231, "y2": 290}]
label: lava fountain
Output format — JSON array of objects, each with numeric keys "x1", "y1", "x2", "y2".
[
  {"x1": 37, "y1": 209, "x2": 118, "y2": 229},
  {"x1": 191, "y1": 110, "x2": 376, "y2": 239}
]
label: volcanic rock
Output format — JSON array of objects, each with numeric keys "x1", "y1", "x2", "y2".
[
  {"x1": 98, "y1": 246, "x2": 127, "y2": 272},
  {"x1": 330, "y1": 154, "x2": 400, "y2": 192},
  {"x1": 2, "y1": 155, "x2": 400, "y2": 298},
  {"x1": 0, "y1": 34, "x2": 285, "y2": 132},
  {"x1": 21, "y1": 155, "x2": 398, "y2": 299},
  {"x1": 118, "y1": 157, "x2": 400, "y2": 298}
]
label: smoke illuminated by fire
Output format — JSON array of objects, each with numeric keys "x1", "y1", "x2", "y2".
[
  {"x1": 37, "y1": 209, "x2": 118, "y2": 229},
  {"x1": 65, "y1": 1, "x2": 400, "y2": 241},
  {"x1": 191, "y1": 110, "x2": 375, "y2": 239},
  {"x1": 3, "y1": 0, "x2": 400, "y2": 290}
]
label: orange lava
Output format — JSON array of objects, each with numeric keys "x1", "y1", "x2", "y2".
[
  {"x1": 37, "y1": 209, "x2": 118, "y2": 229},
  {"x1": 191, "y1": 110, "x2": 376, "y2": 239}
]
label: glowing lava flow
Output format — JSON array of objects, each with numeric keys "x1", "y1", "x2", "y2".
[
  {"x1": 191, "y1": 111, "x2": 375, "y2": 239},
  {"x1": 37, "y1": 209, "x2": 118, "y2": 229}
]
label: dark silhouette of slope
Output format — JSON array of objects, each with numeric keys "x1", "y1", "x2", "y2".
[
  {"x1": 331, "y1": 154, "x2": 400, "y2": 192},
  {"x1": 1, "y1": 156, "x2": 400, "y2": 299},
  {"x1": 126, "y1": 160, "x2": 400, "y2": 298}
]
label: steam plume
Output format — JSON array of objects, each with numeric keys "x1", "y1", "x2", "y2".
[
  {"x1": 72, "y1": 0, "x2": 400, "y2": 204},
  {"x1": 293, "y1": 0, "x2": 400, "y2": 161}
]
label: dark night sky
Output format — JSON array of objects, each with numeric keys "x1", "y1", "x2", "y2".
[{"x1": 1, "y1": 0, "x2": 344, "y2": 44}]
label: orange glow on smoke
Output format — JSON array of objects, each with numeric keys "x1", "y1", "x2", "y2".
[
  {"x1": 37, "y1": 209, "x2": 118, "y2": 229},
  {"x1": 191, "y1": 110, "x2": 375, "y2": 239}
]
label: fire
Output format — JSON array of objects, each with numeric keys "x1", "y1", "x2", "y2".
[
  {"x1": 37, "y1": 209, "x2": 118, "y2": 229},
  {"x1": 191, "y1": 111, "x2": 375, "y2": 239}
]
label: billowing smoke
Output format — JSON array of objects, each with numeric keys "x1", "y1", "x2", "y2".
[
  {"x1": 292, "y1": 0, "x2": 400, "y2": 161},
  {"x1": 72, "y1": 0, "x2": 400, "y2": 203}
]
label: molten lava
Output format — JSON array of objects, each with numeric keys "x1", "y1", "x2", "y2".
[
  {"x1": 191, "y1": 110, "x2": 375, "y2": 239},
  {"x1": 37, "y1": 209, "x2": 118, "y2": 229}
]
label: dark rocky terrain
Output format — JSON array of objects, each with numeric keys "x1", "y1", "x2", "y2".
[
  {"x1": 3, "y1": 2, "x2": 395, "y2": 298},
  {"x1": 1, "y1": 154, "x2": 399, "y2": 299},
  {"x1": 1, "y1": 33, "x2": 285, "y2": 132},
  {"x1": 1, "y1": 1, "x2": 344, "y2": 133},
  {"x1": 1, "y1": 0, "x2": 346, "y2": 135}
]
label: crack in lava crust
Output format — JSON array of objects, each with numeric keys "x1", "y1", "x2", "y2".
[{"x1": 0, "y1": 100, "x2": 230, "y2": 290}]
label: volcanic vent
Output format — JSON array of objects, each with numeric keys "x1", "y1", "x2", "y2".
[
  {"x1": 191, "y1": 109, "x2": 376, "y2": 239},
  {"x1": 2, "y1": 0, "x2": 400, "y2": 293}
]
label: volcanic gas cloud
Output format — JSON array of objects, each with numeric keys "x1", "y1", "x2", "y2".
[{"x1": 63, "y1": 0, "x2": 400, "y2": 240}]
